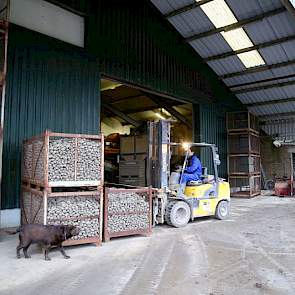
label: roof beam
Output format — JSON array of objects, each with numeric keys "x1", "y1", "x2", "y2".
[
  {"x1": 146, "y1": 94, "x2": 192, "y2": 128},
  {"x1": 102, "y1": 94, "x2": 144, "y2": 104},
  {"x1": 124, "y1": 105, "x2": 159, "y2": 114},
  {"x1": 246, "y1": 97, "x2": 295, "y2": 107},
  {"x1": 205, "y1": 33, "x2": 295, "y2": 62},
  {"x1": 220, "y1": 58, "x2": 295, "y2": 79},
  {"x1": 230, "y1": 73, "x2": 295, "y2": 89},
  {"x1": 259, "y1": 111, "x2": 295, "y2": 121},
  {"x1": 123, "y1": 100, "x2": 183, "y2": 115},
  {"x1": 281, "y1": 0, "x2": 295, "y2": 19},
  {"x1": 185, "y1": 7, "x2": 285, "y2": 43},
  {"x1": 233, "y1": 79, "x2": 295, "y2": 94},
  {"x1": 102, "y1": 104, "x2": 141, "y2": 127},
  {"x1": 164, "y1": 0, "x2": 213, "y2": 18},
  {"x1": 161, "y1": 105, "x2": 192, "y2": 128}
]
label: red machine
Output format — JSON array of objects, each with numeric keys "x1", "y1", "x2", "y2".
[{"x1": 274, "y1": 180, "x2": 294, "y2": 197}]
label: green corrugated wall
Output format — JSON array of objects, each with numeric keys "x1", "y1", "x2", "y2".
[
  {"x1": 2, "y1": 0, "x2": 241, "y2": 209},
  {"x1": 2, "y1": 25, "x2": 100, "y2": 209},
  {"x1": 199, "y1": 105, "x2": 228, "y2": 178},
  {"x1": 86, "y1": 0, "x2": 241, "y2": 109}
]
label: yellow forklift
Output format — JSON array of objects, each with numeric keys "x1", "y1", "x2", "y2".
[{"x1": 147, "y1": 121, "x2": 230, "y2": 228}]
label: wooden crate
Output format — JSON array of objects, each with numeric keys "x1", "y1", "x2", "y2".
[
  {"x1": 21, "y1": 185, "x2": 103, "y2": 246},
  {"x1": 22, "y1": 131, "x2": 104, "y2": 189},
  {"x1": 227, "y1": 111, "x2": 259, "y2": 134},
  {"x1": 228, "y1": 154, "x2": 260, "y2": 175},
  {"x1": 119, "y1": 160, "x2": 146, "y2": 177},
  {"x1": 119, "y1": 160, "x2": 146, "y2": 186},
  {"x1": 228, "y1": 131, "x2": 260, "y2": 155},
  {"x1": 120, "y1": 134, "x2": 148, "y2": 154},
  {"x1": 229, "y1": 175, "x2": 261, "y2": 198},
  {"x1": 103, "y1": 187, "x2": 152, "y2": 241},
  {"x1": 119, "y1": 176, "x2": 146, "y2": 187}
]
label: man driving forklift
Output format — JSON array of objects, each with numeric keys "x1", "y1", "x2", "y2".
[{"x1": 177, "y1": 146, "x2": 202, "y2": 197}]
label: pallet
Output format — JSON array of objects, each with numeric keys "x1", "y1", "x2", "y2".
[
  {"x1": 231, "y1": 192, "x2": 260, "y2": 198},
  {"x1": 229, "y1": 175, "x2": 261, "y2": 198}
]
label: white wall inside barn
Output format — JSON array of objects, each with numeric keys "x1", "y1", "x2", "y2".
[{"x1": 10, "y1": 0, "x2": 84, "y2": 47}]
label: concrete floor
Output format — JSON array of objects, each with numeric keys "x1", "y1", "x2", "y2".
[{"x1": 1, "y1": 196, "x2": 295, "y2": 295}]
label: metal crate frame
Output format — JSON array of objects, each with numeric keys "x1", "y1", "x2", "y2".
[
  {"x1": 228, "y1": 131, "x2": 260, "y2": 155},
  {"x1": 228, "y1": 154, "x2": 261, "y2": 176},
  {"x1": 22, "y1": 130, "x2": 104, "y2": 189},
  {"x1": 229, "y1": 175, "x2": 261, "y2": 198},
  {"x1": 21, "y1": 185, "x2": 103, "y2": 246},
  {"x1": 227, "y1": 111, "x2": 259, "y2": 134},
  {"x1": 103, "y1": 187, "x2": 152, "y2": 242}
]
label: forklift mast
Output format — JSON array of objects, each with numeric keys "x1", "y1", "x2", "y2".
[{"x1": 147, "y1": 120, "x2": 171, "y2": 190}]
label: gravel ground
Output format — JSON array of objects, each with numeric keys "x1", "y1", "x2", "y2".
[{"x1": 1, "y1": 196, "x2": 295, "y2": 295}]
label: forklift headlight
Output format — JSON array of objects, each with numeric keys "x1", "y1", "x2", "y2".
[{"x1": 182, "y1": 142, "x2": 190, "y2": 150}]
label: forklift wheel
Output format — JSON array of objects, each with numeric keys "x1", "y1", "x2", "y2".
[
  {"x1": 215, "y1": 201, "x2": 229, "y2": 220},
  {"x1": 165, "y1": 200, "x2": 190, "y2": 228}
]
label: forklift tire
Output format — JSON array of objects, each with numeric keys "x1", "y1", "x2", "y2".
[
  {"x1": 215, "y1": 200, "x2": 229, "y2": 220},
  {"x1": 165, "y1": 200, "x2": 191, "y2": 228}
]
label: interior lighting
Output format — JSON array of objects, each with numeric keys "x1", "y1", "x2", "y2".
[
  {"x1": 182, "y1": 142, "x2": 191, "y2": 150},
  {"x1": 196, "y1": 0, "x2": 265, "y2": 68},
  {"x1": 155, "y1": 112, "x2": 166, "y2": 120}
]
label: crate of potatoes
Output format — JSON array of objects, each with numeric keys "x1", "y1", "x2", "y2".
[
  {"x1": 103, "y1": 187, "x2": 152, "y2": 241},
  {"x1": 22, "y1": 131, "x2": 104, "y2": 188},
  {"x1": 21, "y1": 186, "x2": 103, "y2": 246}
]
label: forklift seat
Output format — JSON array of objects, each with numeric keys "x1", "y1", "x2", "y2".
[
  {"x1": 186, "y1": 167, "x2": 209, "y2": 186},
  {"x1": 201, "y1": 167, "x2": 208, "y2": 183},
  {"x1": 186, "y1": 180, "x2": 203, "y2": 186}
]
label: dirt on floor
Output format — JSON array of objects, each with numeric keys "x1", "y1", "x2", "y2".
[{"x1": 1, "y1": 196, "x2": 295, "y2": 295}]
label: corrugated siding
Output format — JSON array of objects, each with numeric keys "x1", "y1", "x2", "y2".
[
  {"x1": 262, "y1": 119, "x2": 295, "y2": 141},
  {"x1": 199, "y1": 104, "x2": 227, "y2": 178},
  {"x1": 150, "y1": 0, "x2": 295, "y2": 119},
  {"x1": 86, "y1": 0, "x2": 240, "y2": 108},
  {"x1": 2, "y1": 26, "x2": 100, "y2": 209}
]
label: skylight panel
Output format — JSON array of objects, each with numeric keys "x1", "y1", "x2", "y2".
[
  {"x1": 196, "y1": 0, "x2": 237, "y2": 28},
  {"x1": 237, "y1": 50, "x2": 265, "y2": 68},
  {"x1": 221, "y1": 28, "x2": 253, "y2": 50},
  {"x1": 196, "y1": 0, "x2": 265, "y2": 68}
]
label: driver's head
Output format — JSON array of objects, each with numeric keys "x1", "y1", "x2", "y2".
[{"x1": 187, "y1": 148, "x2": 194, "y2": 157}]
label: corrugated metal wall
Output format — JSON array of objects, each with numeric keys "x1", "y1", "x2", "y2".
[
  {"x1": 262, "y1": 119, "x2": 295, "y2": 141},
  {"x1": 2, "y1": 1, "x2": 240, "y2": 209},
  {"x1": 86, "y1": 0, "x2": 240, "y2": 108},
  {"x1": 2, "y1": 25, "x2": 100, "y2": 209},
  {"x1": 199, "y1": 104, "x2": 228, "y2": 178}
]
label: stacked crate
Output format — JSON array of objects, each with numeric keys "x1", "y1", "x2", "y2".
[
  {"x1": 227, "y1": 112, "x2": 261, "y2": 198},
  {"x1": 119, "y1": 134, "x2": 147, "y2": 186},
  {"x1": 21, "y1": 130, "x2": 104, "y2": 246}
]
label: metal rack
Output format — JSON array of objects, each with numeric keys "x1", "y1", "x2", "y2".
[{"x1": 227, "y1": 111, "x2": 261, "y2": 198}]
